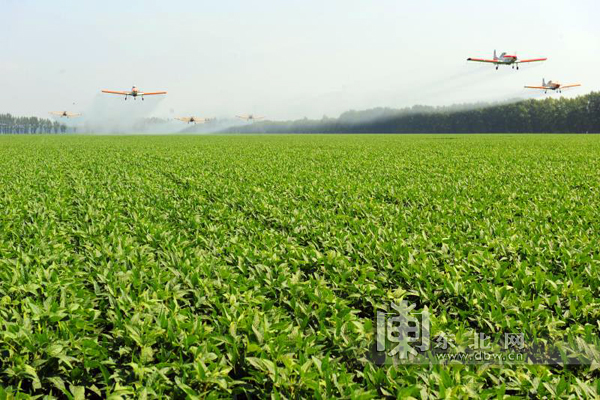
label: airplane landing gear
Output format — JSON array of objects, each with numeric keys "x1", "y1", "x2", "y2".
[{"x1": 496, "y1": 66, "x2": 499, "y2": 70}]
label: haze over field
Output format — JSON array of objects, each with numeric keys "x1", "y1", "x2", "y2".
[{"x1": 1, "y1": 0, "x2": 599, "y2": 124}]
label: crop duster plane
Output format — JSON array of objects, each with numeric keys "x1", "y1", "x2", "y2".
[
  {"x1": 49, "y1": 111, "x2": 81, "y2": 118},
  {"x1": 175, "y1": 116, "x2": 215, "y2": 124},
  {"x1": 525, "y1": 79, "x2": 581, "y2": 94},
  {"x1": 236, "y1": 114, "x2": 265, "y2": 122},
  {"x1": 101, "y1": 86, "x2": 167, "y2": 100},
  {"x1": 467, "y1": 50, "x2": 547, "y2": 70}
]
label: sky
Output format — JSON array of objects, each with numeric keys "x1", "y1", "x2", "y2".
[{"x1": 1, "y1": 0, "x2": 599, "y2": 123}]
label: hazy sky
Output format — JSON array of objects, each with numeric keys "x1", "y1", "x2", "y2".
[{"x1": 1, "y1": 0, "x2": 599, "y2": 121}]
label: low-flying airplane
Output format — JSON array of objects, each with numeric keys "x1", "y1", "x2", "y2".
[
  {"x1": 236, "y1": 114, "x2": 265, "y2": 122},
  {"x1": 101, "y1": 86, "x2": 167, "y2": 100},
  {"x1": 49, "y1": 111, "x2": 81, "y2": 118},
  {"x1": 175, "y1": 116, "x2": 215, "y2": 124},
  {"x1": 525, "y1": 79, "x2": 581, "y2": 94},
  {"x1": 467, "y1": 50, "x2": 547, "y2": 70}
]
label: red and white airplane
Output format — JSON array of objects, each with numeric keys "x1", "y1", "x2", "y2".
[
  {"x1": 175, "y1": 116, "x2": 215, "y2": 124},
  {"x1": 525, "y1": 79, "x2": 581, "y2": 94},
  {"x1": 101, "y1": 85, "x2": 167, "y2": 100},
  {"x1": 236, "y1": 114, "x2": 265, "y2": 122},
  {"x1": 467, "y1": 50, "x2": 547, "y2": 70},
  {"x1": 49, "y1": 111, "x2": 81, "y2": 118}
]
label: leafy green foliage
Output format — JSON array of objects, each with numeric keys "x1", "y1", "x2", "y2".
[{"x1": 0, "y1": 134, "x2": 598, "y2": 398}]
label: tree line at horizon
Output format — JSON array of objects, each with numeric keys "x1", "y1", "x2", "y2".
[
  {"x1": 3, "y1": 92, "x2": 600, "y2": 135},
  {"x1": 230, "y1": 92, "x2": 600, "y2": 134},
  {"x1": 0, "y1": 114, "x2": 68, "y2": 134}
]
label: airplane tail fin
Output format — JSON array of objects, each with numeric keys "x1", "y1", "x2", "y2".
[
  {"x1": 494, "y1": 50, "x2": 497, "y2": 60},
  {"x1": 542, "y1": 78, "x2": 546, "y2": 86}
]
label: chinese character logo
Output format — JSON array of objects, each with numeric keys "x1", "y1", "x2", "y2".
[
  {"x1": 505, "y1": 333, "x2": 525, "y2": 351},
  {"x1": 376, "y1": 301, "x2": 430, "y2": 361}
]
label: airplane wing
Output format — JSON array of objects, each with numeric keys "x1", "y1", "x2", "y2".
[
  {"x1": 236, "y1": 115, "x2": 249, "y2": 120},
  {"x1": 466, "y1": 58, "x2": 498, "y2": 64},
  {"x1": 254, "y1": 116, "x2": 266, "y2": 120},
  {"x1": 560, "y1": 84, "x2": 581, "y2": 89},
  {"x1": 524, "y1": 86, "x2": 547, "y2": 90},
  {"x1": 140, "y1": 91, "x2": 167, "y2": 96},
  {"x1": 516, "y1": 58, "x2": 547, "y2": 64},
  {"x1": 65, "y1": 113, "x2": 82, "y2": 118},
  {"x1": 49, "y1": 111, "x2": 64, "y2": 116},
  {"x1": 102, "y1": 90, "x2": 129, "y2": 95},
  {"x1": 175, "y1": 117, "x2": 192, "y2": 122}
]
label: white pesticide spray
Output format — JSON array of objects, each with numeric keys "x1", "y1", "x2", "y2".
[{"x1": 76, "y1": 93, "x2": 168, "y2": 134}]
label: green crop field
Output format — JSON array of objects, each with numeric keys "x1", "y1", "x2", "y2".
[{"x1": 0, "y1": 134, "x2": 599, "y2": 398}]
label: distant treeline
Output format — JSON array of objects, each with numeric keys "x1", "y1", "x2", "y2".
[
  {"x1": 0, "y1": 114, "x2": 68, "y2": 134},
  {"x1": 229, "y1": 92, "x2": 600, "y2": 134}
]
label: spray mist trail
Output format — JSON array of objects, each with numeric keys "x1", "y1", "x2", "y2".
[{"x1": 79, "y1": 94, "x2": 166, "y2": 134}]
